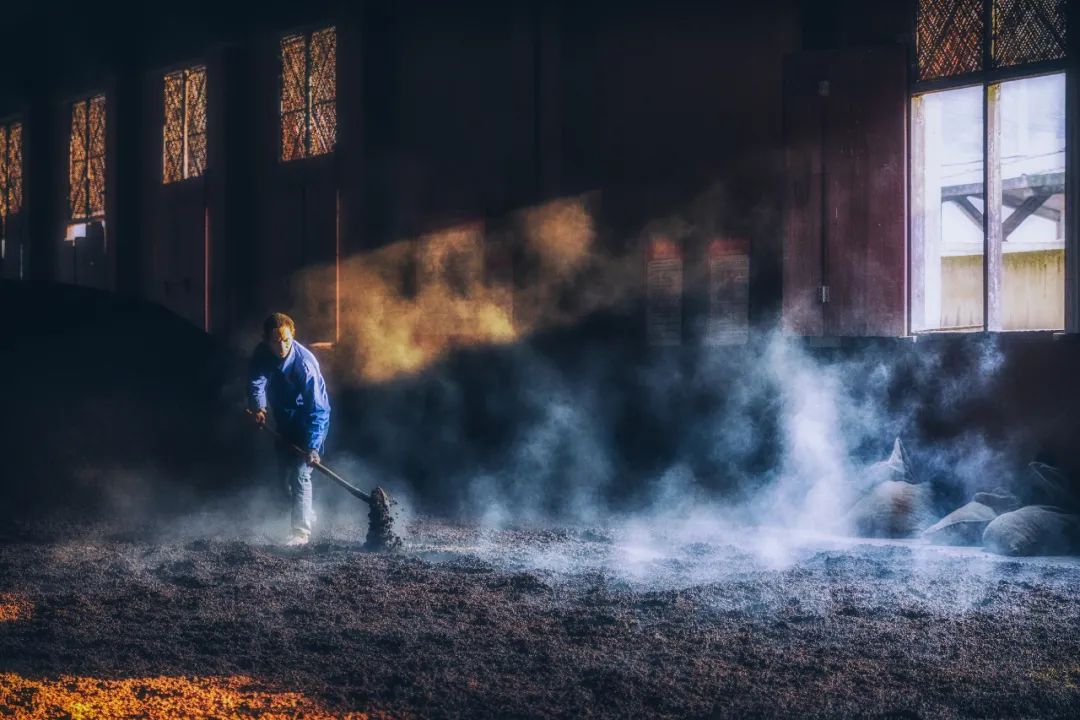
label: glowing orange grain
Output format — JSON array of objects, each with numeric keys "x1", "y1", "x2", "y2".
[
  {"x1": 0, "y1": 593, "x2": 32, "y2": 622},
  {"x1": 0, "y1": 674, "x2": 391, "y2": 719}
]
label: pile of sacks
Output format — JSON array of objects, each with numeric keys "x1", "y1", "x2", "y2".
[{"x1": 844, "y1": 439, "x2": 1080, "y2": 557}]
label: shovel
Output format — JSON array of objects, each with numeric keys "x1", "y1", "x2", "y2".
[{"x1": 245, "y1": 409, "x2": 401, "y2": 549}]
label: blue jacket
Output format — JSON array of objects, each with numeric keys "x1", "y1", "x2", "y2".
[{"x1": 248, "y1": 340, "x2": 331, "y2": 451}]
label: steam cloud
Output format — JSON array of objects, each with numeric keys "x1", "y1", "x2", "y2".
[{"x1": 283, "y1": 189, "x2": 1018, "y2": 554}]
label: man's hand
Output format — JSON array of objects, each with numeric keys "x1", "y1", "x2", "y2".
[
  {"x1": 307, "y1": 449, "x2": 320, "y2": 466},
  {"x1": 253, "y1": 409, "x2": 267, "y2": 426}
]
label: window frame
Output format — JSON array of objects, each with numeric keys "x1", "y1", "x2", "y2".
[
  {"x1": 162, "y1": 63, "x2": 208, "y2": 185},
  {"x1": 68, "y1": 93, "x2": 107, "y2": 223},
  {"x1": 277, "y1": 24, "x2": 337, "y2": 163},
  {"x1": 909, "y1": 0, "x2": 1071, "y2": 334},
  {"x1": 0, "y1": 117, "x2": 23, "y2": 225}
]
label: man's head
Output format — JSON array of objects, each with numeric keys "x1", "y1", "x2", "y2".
[{"x1": 263, "y1": 312, "x2": 296, "y2": 359}]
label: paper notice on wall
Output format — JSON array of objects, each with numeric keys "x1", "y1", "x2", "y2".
[
  {"x1": 705, "y1": 238, "x2": 749, "y2": 346},
  {"x1": 646, "y1": 237, "x2": 682, "y2": 346}
]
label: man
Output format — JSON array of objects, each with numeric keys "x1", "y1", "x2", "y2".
[{"x1": 249, "y1": 312, "x2": 331, "y2": 546}]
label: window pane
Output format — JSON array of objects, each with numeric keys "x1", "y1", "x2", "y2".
[
  {"x1": 310, "y1": 28, "x2": 336, "y2": 104},
  {"x1": 911, "y1": 85, "x2": 984, "y2": 331},
  {"x1": 280, "y1": 35, "x2": 307, "y2": 114},
  {"x1": 69, "y1": 101, "x2": 88, "y2": 219},
  {"x1": 917, "y1": 0, "x2": 985, "y2": 80},
  {"x1": 281, "y1": 34, "x2": 307, "y2": 161},
  {"x1": 997, "y1": 73, "x2": 1065, "y2": 330},
  {"x1": 7, "y1": 123, "x2": 20, "y2": 215},
  {"x1": 88, "y1": 95, "x2": 106, "y2": 218},
  {"x1": 88, "y1": 155, "x2": 106, "y2": 217},
  {"x1": 310, "y1": 102, "x2": 335, "y2": 157},
  {"x1": 69, "y1": 159, "x2": 88, "y2": 219},
  {"x1": 281, "y1": 109, "x2": 306, "y2": 161},
  {"x1": 163, "y1": 72, "x2": 185, "y2": 183},
  {"x1": 0, "y1": 127, "x2": 7, "y2": 218},
  {"x1": 8, "y1": 123, "x2": 20, "y2": 176},
  {"x1": 88, "y1": 95, "x2": 106, "y2": 160},
  {"x1": 309, "y1": 27, "x2": 336, "y2": 156},
  {"x1": 186, "y1": 67, "x2": 208, "y2": 135},
  {"x1": 188, "y1": 132, "x2": 207, "y2": 178},
  {"x1": 185, "y1": 67, "x2": 208, "y2": 178},
  {"x1": 280, "y1": 27, "x2": 336, "y2": 161},
  {"x1": 70, "y1": 102, "x2": 87, "y2": 161},
  {"x1": 993, "y1": 0, "x2": 1067, "y2": 68},
  {"x1": 163, "y1": 138, "x2": 184, "y2": 183}
]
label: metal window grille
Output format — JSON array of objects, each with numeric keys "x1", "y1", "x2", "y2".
[
  {"x1": 917, "y1": 0, "x2": 1069, "y2": 81},
  {"x1": 69, "y1": 95, "x2": 106, "y2": 220},
  {"x1": 917, "y1": 0, "x2": 985, "y2": 80},
  {"x1": 163, "y1": 66, "x2": 208, "y2": 183},
  {"x1": 0, "y1": 122, "x2": 22, "y2": 220},
  {"x1": 992, "y1": 0, "x2": 1067, "y2": 67},
  {"x1": 280, "y1": 26, "x2": 336, "y2": 161}
]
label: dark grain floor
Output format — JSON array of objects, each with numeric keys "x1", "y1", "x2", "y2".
[{"x1": 3, "y1": 518, "x2": 1080, "y2": 719}]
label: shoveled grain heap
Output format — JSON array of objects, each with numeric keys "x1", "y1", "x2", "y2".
[{"x1": 364, "y1": 486, "x2": 401, "y2": 551}]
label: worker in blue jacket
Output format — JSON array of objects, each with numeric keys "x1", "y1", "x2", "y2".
[{"x1": 249, "y1": 312, "x2": 331, "y2": 546}]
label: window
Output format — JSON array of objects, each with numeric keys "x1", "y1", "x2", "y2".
[
  {"x1": 163, "y1": 66, "x2": 207, "y2": 183},
  {"x1": 911, "y1": 0, "x2": 1068, "y2": 332},
  {"x1": 69, "y1": 94, "x2": 106, "y2": 221},
  {"x1": 0, "y1": 120, "x2": 21, "y2": 222},
  {"x1": 280, "y1": 26, "x2": 336, "y2": 161},
  {"x1": 992, "y1": 0, "x2": 1068, "y2": 68},
  {"x1": 917, "y1": 0, "x2": 984, "y2": 80},
  {"x1": 916, "y1": 0, "x2": 1067, "y2": 81},
  {"x1": 911, "y1": 86, "x2": 986, "y2": 330},
  {"x1": 0, "y1": 119, "x2": 22, "y2": 273}
]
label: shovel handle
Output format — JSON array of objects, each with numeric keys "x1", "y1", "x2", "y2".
[{"x1": 246, "y1": 409, "x2": 371, "y2": 504}]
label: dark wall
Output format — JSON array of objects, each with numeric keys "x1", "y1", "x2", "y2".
[
  {"x1": 0, "y1": 0, "x2": 809, "y2": 336},
  {"x1": 4, "y1": 1, "x2": 1080, "y2": 517},
  {"x1": 549, "y1": 1, "x2": 799, "y2": 330},
  {"x1": 367, "y1": 2, "x2": 539, "y2": 235},
  {"x1": 800, "y1": 0, "x2": 912, "y2": 50}
]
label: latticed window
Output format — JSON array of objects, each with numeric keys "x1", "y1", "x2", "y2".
[
  {"x1": 69, "y1": 95, "x2": 106, "y2": 220},
  {"x1": 992, "y1": 0, "x2": 1068, "y2": 67},
  {"x1": 917, "y1": 0, "x2": 985, "y2": 80},
  {"x1": 163, "y1": 66, "x2": 207, "y2": 183},
  {"x1": 0, "y1": 120, "x2": 22, "y2": 222},
  {"x1": 280, "y1": 26, "x2": 336, "y2": 161},
  {"x1": 917, "y1": 0, "x2": 1068, "y2": 80}
]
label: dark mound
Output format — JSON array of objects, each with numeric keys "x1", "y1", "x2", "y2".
[{"x1": 0, "y1": 281, "x2": 245, "y2": 521}]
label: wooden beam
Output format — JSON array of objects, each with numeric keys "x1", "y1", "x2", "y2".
[
  {"x1": 1002, "y1": 191, "x2": 1054, "y2": 238},
  {"x1": 942, "y1": 171, "x2": 1065, "y2": 200},
  {"x1": 951, "y1": 196, "x2": 984, "y2": 228},
  {"x1": 1003, "y1": 191, "x2": 1061, "y2": 223}
]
